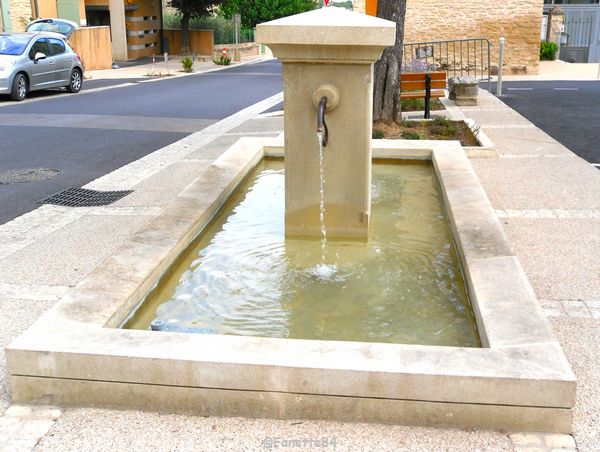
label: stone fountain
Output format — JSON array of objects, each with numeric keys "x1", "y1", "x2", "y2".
[
  {"x1": 6, "y1": 6, "x2": 575, "y2": 434},
  {"x1": 257, "y1": 7, "x2": 395, "y2": 239}
]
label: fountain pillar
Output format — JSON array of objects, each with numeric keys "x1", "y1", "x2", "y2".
[{"x1": 256, "y1": 7, "x2": 395, "y2": 239}]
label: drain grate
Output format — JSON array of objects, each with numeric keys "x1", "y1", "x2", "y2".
[{"x1": 39, "y1": 187, "x2": 133, "y2": 207}]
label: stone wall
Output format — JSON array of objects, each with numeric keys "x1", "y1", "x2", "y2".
[
  {"x1": 214, "y1": 43, "x2": 260, "y2": 59},
  {"x1": 8, "y1": 0, "x2": 31, "y2": 32},
  {"x1": 354, "y1": 0, "x2": 543, "y2": 74}
]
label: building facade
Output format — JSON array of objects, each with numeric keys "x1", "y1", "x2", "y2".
[
  {"x1": 1, "y1": 0, "x2": 35, "y2": 32},
  {"x1": 357, "y1": 0, "x2": 545, "y2": 74},
  {"x1": 0, "y1": 0, "x2": 161, "y2": 61},
  {"x1": 544, "y1": 0, "x2": 600, "y2": 63}
]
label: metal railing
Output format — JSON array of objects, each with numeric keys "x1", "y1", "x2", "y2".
[{"x1": 402, "y1": 38, "x2": 492, "y2": 90}]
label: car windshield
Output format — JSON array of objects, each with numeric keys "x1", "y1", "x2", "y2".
[
  {"x1": 27, "y1": 22, "x2": 74, "y2": 37},
  {"x1": 0, "y1": 35, "x2": 31, "y2": 56}
]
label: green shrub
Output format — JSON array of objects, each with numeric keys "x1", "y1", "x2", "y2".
[
  {"x1": 181, "y1": 56, "x2": 194, "y2": 72},
  {"x1": 540, "y1": 41, "x2": 558, "y2": 61},
  {"x1": 400, "y1": 98, "x2": 423, "y2": 111},
  {"x1": 438, "y1": 125, "x2": 457, "y2": 137},
  {"x1": 433, "y1": 117, "x2": 450, "y2": 127},
  {"x1": 400, "y1": 120, "x2": 417, "y2": 129},
  {"x1": 372, "y1": 129, "x2": 385, "y2": 139},
  {"x1": 214, "y1": 55, "x2": 232, "y2": 65},
  {"x1": 400, "y1": 97, "x2": 445, "y2": 112},
  {"x1": 431, "y1": 117, "x2": 456, "y2": 136},
  {"x1": 401, "y1": 131, "x2": 421, "y2": 140}
]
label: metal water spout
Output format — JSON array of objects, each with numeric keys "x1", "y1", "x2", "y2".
[
  {"x1": 316, "y1": 96, "x2": 328, "y2": 147},
  {"x1": 313, "y1": 84, "x2": 338, "y2": 148}
]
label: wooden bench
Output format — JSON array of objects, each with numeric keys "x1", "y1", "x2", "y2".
[{"x1": 400, "y1": 72, "x2": 447, "y2": 119}]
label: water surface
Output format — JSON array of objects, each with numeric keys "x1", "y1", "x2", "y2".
[{"x1": 125, "y1": 160, "x2": 480, "y2": 347}]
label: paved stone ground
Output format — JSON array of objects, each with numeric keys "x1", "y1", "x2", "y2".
[
  {"x1": 0, "y1": 92, "x2": 597, "y2": 451},
  {"x1": 0, "y1": 406, "x2": 62, "y2": 451}
]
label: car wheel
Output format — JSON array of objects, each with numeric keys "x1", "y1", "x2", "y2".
[
  {"x1": 66, "y1": 68, "x2": 82, "y2": 93},
  {"x1": 10, "y1": 73, "x2": 27, "y2": 101}
]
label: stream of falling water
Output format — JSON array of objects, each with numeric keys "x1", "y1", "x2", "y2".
[{"x1": 317, "y1": 131, "x2": 327, "y2": 263}]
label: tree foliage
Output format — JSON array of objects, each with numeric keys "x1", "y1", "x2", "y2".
[
  {"x1": 373, "y1": 0, "x2": 407, "y2": 122},
  {"x1": 169, "y1": 0, "x2": 223, "y2": 53},
  {"x1": 220, "y1": 0, "x2": 318, "y2": 29}
]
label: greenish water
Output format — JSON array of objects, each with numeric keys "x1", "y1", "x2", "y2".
[{"x1": 125, "y1": 160, "x2": 480, "y2": 347}]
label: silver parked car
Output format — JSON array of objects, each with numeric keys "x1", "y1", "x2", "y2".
[{"x1": 0, "y1": 32, "x2": 84, "y2": 101}]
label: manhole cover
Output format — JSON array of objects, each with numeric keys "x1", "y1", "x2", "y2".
[
  {"x1": 39, "y1": 187, "x2": 133, "y2": 207},
  {"x1": 0, "y1": 168, "x2": 61, "y2": 184}
]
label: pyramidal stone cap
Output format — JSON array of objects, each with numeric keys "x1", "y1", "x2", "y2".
[{"x1": 256, "y1": 7, "x2": 396, "y2": 62}]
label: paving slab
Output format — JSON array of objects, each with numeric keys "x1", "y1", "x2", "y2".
[
  {"x1": 34, "y1": 407, "x2": 512, "y2": 452},
  {"x1": 0, "y1": 405, "x2": 63, "y2": 451},
  {"x1": 481, "y1": 127, "x2": 575, "y2": 157},
  {"x1": 0, "y1": 298, "x2": 55, "y2": 414},
  {"x1": 549, "y1": 317, "x2": 600, "y2": 452},
  {"x1": 226, "y1": 116, "x2": 284, "y2": 135},
  {"x1": 502, "y1": 218, "x2": 600, "y2": 301},
  {"x1": 459, "y1": 107, "x2": 532, "y2": 127},
  {"x1": 110, "y1": 161, "x2": 212, "y2": 208},
  {"x1": 471, "y1": 157, "x2": 600, "y2": 210},
  {"x1": 183, "y1": 117, "x2": 283, "y2": 162},
  {"x1": 0, "y1": 215, "x2": 153, "y2": 287},
  {"x1": 184, "y1": 134, "x2": 251, "y2": 161}
]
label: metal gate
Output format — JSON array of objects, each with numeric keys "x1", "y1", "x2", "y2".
[
  {"x1": 402, "y1": 38, "x2": 492, "y2": 89},
  {"x1": 560, "y1": 16, "x2": 593, "y2": 63}
]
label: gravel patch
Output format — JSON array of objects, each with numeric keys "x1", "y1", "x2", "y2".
[
  {"x1": 502, "y1": 218, "x2": 600, "y2": 300},
  {"x1": 0, "y1": 214, "x2": 154, "y2": 287},
  {"x1": 550, "y1": 317, "x2": 600, "y2": 452},
  {"x1": 471, "y1": 157, "x2": 600, "y2": 210}
]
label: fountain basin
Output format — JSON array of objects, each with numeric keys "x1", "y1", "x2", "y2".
[
  {"x1": 6, "y1": 137, "x2": 575, "y2": 432},
  {"x1": 124, "y1": 159, "x2": 480, "y2": 347}
]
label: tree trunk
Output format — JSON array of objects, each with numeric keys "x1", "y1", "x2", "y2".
[
  {"x1": 180, "y1": 12, "x2": 191, "y2": 55},
  {"x1": 373, "y1": 0, "x2": 407, "y2": 122}
]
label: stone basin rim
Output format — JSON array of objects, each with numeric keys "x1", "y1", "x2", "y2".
[{"x1": 6, "y1": 137, "x2": 576, "y2": 432}]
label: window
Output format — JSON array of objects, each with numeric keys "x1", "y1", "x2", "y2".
[
  {"x1": 27, "y1": 21, "x2": 75, "y2": 36},
  {"x1": 0, "y1": 35, "x2": 31, "y2": 56},
  {"x1": 29, "y1": 38, "x2": 50, "y2": 59},
  {"x1": 49, "y1": 39, "x2": 66, "y2": 56}
]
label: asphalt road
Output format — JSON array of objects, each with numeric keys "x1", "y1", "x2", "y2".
[
  {"x1": 0, "y1": 60, "x2": 283, "y2": 224},
  {"x1": 487, "y1": 80, "x2": 600, "y2": 164}
]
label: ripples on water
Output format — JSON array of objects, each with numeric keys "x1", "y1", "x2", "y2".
[{"x1": 127, "y1": 161, "x2": 480, "y2": 347}]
